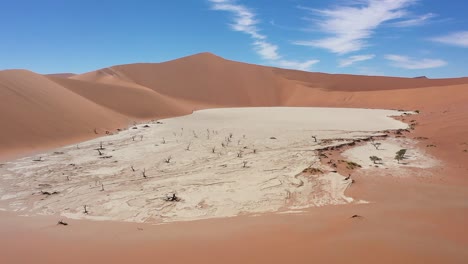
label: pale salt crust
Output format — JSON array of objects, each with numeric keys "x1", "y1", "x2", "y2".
[
  {"x1": 342, "y1": 137, "x2": 439, "y2": 177},
  {"x1": 0, "y1": 107, "x2": 426, "y2": 223}
]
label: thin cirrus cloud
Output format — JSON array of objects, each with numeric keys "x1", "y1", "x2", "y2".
[
  {"x1": 208, "y1": 0, "x2": 319, "y2": 71},
  {"x1": 275, "y1": 59, "x2": 320, "y2": 71},
  {"x1": 384, "y1": 54, "x2": 447, "y2": 69},
  {"x1": 339, "y1": 54, "x2": 376, "y2": 67},
  {"x1": 390, "y1": 13, "x2": 437, "y2": 27},
  {"x1": 431, "y1": 31, "x2": 468, "y2": 48},
  {"x1": 294, "y1": 0, "x2": 429, "y2": 54}
]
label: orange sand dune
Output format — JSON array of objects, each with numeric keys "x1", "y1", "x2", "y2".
[
  {"x1": 74, "y1": 53, "x2": 287, "y2": 106},
  {"x1": 284, "y1": 83, "x2": 468, "y2": 109},
  {"x1": 0, "y1": 70, "x2": 129, "y2": 159},
  {"x1": 50, "y1": 76, "x2": 192, "y2": 119},
  {"x1": 274, "y1": 67, "x2": 468, "y2": 91},
  {"x1": 2, "y1": 52, "x2": 468, "y2": 158},
  {"x1": 71, "y1": 52, "x2": 468, "y2": 113}
]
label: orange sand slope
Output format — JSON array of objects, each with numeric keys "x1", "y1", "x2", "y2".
[
  {"x1": 1, "y1": 52, "x2": 467, "y2": 159},
  {"x1": 0, "y1": 70, "x2": 128, "y2": 158}
]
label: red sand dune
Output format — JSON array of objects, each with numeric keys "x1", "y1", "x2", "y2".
[
  {"x1": 50, "y1": 76, "x2": 191, "y2": 119},
  {"x1": 1, "y1": 53, "x2": 468, "y2": 264},
  {"x1": 72, "y1": 53, "x2": 287, "y2": 106},
  {"x1": 2, "y1": 52, "x2": 467, "y2": 159},
  {"x1": 0, "y1": 70, "x2": 129, "y2": 159}
]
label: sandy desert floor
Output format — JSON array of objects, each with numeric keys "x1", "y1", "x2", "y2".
[
  {"x1": 0, "y1": 105, "x2": 466, "y2": 264},
  {"x1": 0, "y1": 107, "x2": 427, "y2": 224}
]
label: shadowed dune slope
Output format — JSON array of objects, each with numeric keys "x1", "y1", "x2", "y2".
[
  {"x1": 50, "y1": 76, "x2": 192, "y2": 119},
  {"x1": 45, "y1": 73, "x2": 76, "y2": 78},
  {"x1": 0, "y1": 70, "x2": 129, "y2": 158}
]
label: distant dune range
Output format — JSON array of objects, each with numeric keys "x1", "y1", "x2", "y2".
[{"x1": 1, "y1": 52, "x2": 468, "y2": 161}]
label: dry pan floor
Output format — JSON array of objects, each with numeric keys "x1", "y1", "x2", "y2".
[{"x1": 0, "y1": 107, "x2": 427, "y2": 223}]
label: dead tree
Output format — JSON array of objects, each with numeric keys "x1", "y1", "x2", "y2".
[
  {"x1": 162, "y1": 137, "x2": 166, "y2": 144},
  {"x1": 94, "y1": 128, "x2": 98, "y2": 134},
  {"x1": 101, "y1": 183, "x2": 104, "y2": 191},
  {"x1": 131, "y1": 165, "x2": 136, "y2": 172},
  {"x1": 57, "y1": 220, "x2": 68, "y2": 226},
  {"x1": 350, "y1": 214, "x2": 363, "y2": 219},
  {"x1": 242, "y1": 161, "x2": 248, "y2": 168},
  {"x1": 370, "y1": 139, "x2": 381, "y2": 150},
  {"x1": 165, "y1": 193, "x2": 180, "y2": 202},
  {"x1": 212, "y1": 146, "x2": 216, "y2": 153},
  {"x1": 237, "y1": 151, "x2": 243, "y2": 158},
  {"x1": 140, "y1": 135, "x2": 144, "y2": 141},
  {"x1": 165, "y1": 156, "x2": 172, "y2": 163},
  {"x1": 253, "y1": 149, "x2": 257, "y2": 154},
  {"x1": 41, "y1": 190, "x2": 59, "y2": 196},
  {"x1": 83, "y1": 205, "x2": 88, "y2": 214},
  {"x1": 312, "y1": 135, "x2": 317, "y2": 142},
  {"x1": 99, "y1": 142, "x2": 104, "y2": 150},
  {"x1": 142, "y1": 168, "x2": 147, "y2": 178},
  {"x1": 370, "y1": 156, "x2": 382, "y2": 164},
  {"x1": 186, "y1": 143, "x2": 192, "y2": 151},
  {"x1": 371, "y1": 142, "x2": 381, "y2": 150},
  {"x1": 97, "y1": 149, "x2": 103, "y2": 156}
]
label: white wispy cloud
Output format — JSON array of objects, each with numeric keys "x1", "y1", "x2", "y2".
[
  {"x1": 339, "y1": 54, "x2": 375, "y2": 67},
  {"x1": 294, "y1": 0, "x2": 420, "y2": 54},
  {"x1": 385, "y1": 54, "x2": 447, "y2": 69},
  {"x1": 431, "y1": 31, "x2": 468, "y2": 48},
  {"x1": 253, "y1": 40, "x2": 280, "y2": 60},
  {"x1": 391, "y1": 13, "x2": 436, "y2": 27},
  {"x1": 209, "y1": 0, "x2": 319, "y2": 71},
  {"x1": 274, "y1": 59, "x2": 320, "y2": 71}
]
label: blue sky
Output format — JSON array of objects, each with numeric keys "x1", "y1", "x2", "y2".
[{"x1": 0, "y1": 0, "x2": 467, "y2": 77}]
